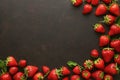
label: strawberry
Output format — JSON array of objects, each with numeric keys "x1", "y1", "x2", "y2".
[
  {"x1": 6, "y1": 56, "x2": 18, "y2": 67},
  {"x1": 83, "y1": 59, "x2": 94, "y2": 71},
  {"x1": 95, "y1": 4, "x2": 107, "y2": 16},
  {"x1": 114, "y1": 54, "x2": 120, "y2": 65},
  {"x1": 102, "y1": 0, "x2": 112, "y2": 4},
  {"x1": 62, "y1": 77, "x2": 69, "y2": 80},
  {"x1": 102, "y1": 48, "x2": 115, "y2": 63},
  {"x1": 85, "y1": 0, "x2": 91, "y2": 3},
  {"x1": 0, "y1": 73, "x2": 12, "y2": 80},
  {"x1": 71, "y1": 0, "x2": 82, "y2": 7},
  {"x1": 99, "y1": 35, "x2": 110, "y2": 47},
  {"x1": 104, "y1": 74, "x2": 113, "y2": 80},
  {"x1": 9, "y1": 66, "x2": 18, "y2": 75},
  {"x1": 109, "y1": 3, "x2": 120, "y2": 16},
  {"x1": 94, "y1": 23, "x2": 105, "y2": 33},
  {"x1": 33, "y1": 72, "x2": 44, "y2": 80},
  {"x1": 60, "y1": 66, "x2": 70, "y2": 76},
  {"x1": 94, "y1": 58, "x2": 105, "y2": 70},
  {"x1": 103, "y1": 14, "x2": 116, "y2": 25},
  {"x1": 70, "y1": 75, "x2": 80, "y2": 80},
  {"x1": 92, "y1": 70, "x2": 104, "y2": 80},
  {"x1": 82, "y1": 70, "x2": 91, "y2": 79},
  {"x1": 47, "y1": 69, "x2": 59, "y2": 80},
  {"x1": 82, "y1": 4, "x2": 92, "y2": 14},
  {"x1": 13, "y1": 72, "x2": 25, "y2": 80},
  {"x1": 104, "y1": 63, "x2": 119, "y2": 75},
  {"x1": 108, "y1": 24, "x2": 120, "y2": 36},
  {"x1": 42, "y1": 65, "x2": 50, "y2": 74},
  {"x1": 110, "y1": 39, "x2": 120, "y2": 52},
  {"x1": 91, "y1": 0, "x2": 99, "y2": 6},
  {"x1": 25, "y1": 65, "x2": 38, "y2": 77},
  {"x1": 19, "y1": 59, "x2": 27, "y2": 67},
  {"x1": 72, "y1": 65, "x2": 82, "y2": 74}
]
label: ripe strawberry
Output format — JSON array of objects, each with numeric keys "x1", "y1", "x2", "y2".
[
  {"x1": 83, "y1": 59, "x2": 94, "y2": 71},
  {"x1": 94, "y1": 23, "x2": 105, "y2": 33},
  {"x1": 85, "y1": 0, "x2": 91, "y2": 3},
  {"x1": 61, "y1": 66, "x2": 70, "y2": 76},
  {"x1": 18, "y1": 59, "x2": 27, "y2": 67},
  {"x1": 47, "y1": 69, "x2": 59, "y2": 80},
  {"x1": 104, "y1": 74, "x2": 113, "y2": 80},
  {"x1": 25, "y1": 65, "x2": 38, "y2": 77},
  {"x1": 103, "y1": 14, "x2": 116, "y2": 25},
  {"x1": 13, "y1": 72, "x2": 25, "y2": 80},
  {"x1": 72, "y1": 65, "x2": 82, "y2": 74},
  {"x1": 82, "y1": 70, "x2": 91, "y2": 79},
  {"x1": 102, "y1": 48, "x2": 115, "y2": 63},
  {"x1": 92, "y1": 70, "x2": 104, "y2": 80},
  {"x1": 109, "y1": 3, "x2": 120, "y2": 16},
  {"x1": 102, "y1": 0, "x2": 112, "y2": 4},
  {"x1": 95, "y1": 4, "x2": 107, "y2": 16},
  {"x1": 33, "y1": 72, "x2": 44, "y2": 80},
  {"x1": 42, "y1": 65, "x2": 50, "y2": 74},
  {"x1": 110, "y1": 39, "x2": 120, "y2": 52},
  {"x1": 94, "y1": 58, "x2": 105, "y2": 70},
  {"x1": 71, "y1": 0, "x2": 82, "y2": 7},
  {"x1": 114, "y1": 54, "x2": 120, "y2": 65},
  {"x1": 0, "y1": 73, "x2": 12, "y2": 80},
  {"x1": 6, "y1": 56, "x2": 17, "y2": 67},
  {"x1": 108, "y1": 24, "x2": 120, "y2": 36},
  {"x1": 70, "y1": 75, "x2": 80, "y2": 80},
  {"x1": 9, "y1": 66, "x2": 18, "y2": 75},
  {"x1": 99, "y1": 35, "x2": 110, "y2": 47},
  {"x1": 82, "y1": 4, "x2": 92, "y2": 14},
  {"x1": 62, "y1": 77, "x2": 69, "y2": 80},
  {"x1": 104, "y1": 63, "x2": 119, "y2": 75},
  {"x1": 91, "y1": 0, "x2": 99, "y2": 6}
]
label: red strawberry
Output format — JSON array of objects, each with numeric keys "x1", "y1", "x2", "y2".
[
  {"x1": 42, "y1": 65, "x2": 50, "y2": 74},
  {"x1": 70, "y1": 75, "x2": 80, "y2": 80},
  {"x1": 109, "y1": 24, "x2": 120, "y2": 36},
  {"x1": 114, "y1": 54, "x2": 120, "y2": 65},
  {"x1": 61, "y1": 66, "x2": 70, "y2": 76},
  {"x1": 47, "y1": 69, "x2": 59, "y2": 80},
  {"x1": 99, "y1": 35, "x2": 110, "y2": 47},
  {"x1": 13, "y1": 72, "x2": 24, "y2": 80},
  {"x1": 91, "y1": 0, "x2": 99, "y2": 6},
  {"x1": 72, "y1": 65, "x2": 82, "y2": 74},
  {"x1": 33, "y1": 72, "x2": 44, "y2": 80},
  {"x1": 109, "y1": 3, "x2": 120, "y2": 16},
  {"x1": 94, "y1": 24, "x2": 105, "y2": 33},
  {"x1": 92, "y1": 70, "x2": 104, "y2": 80},
  {"x1": 102, "y1": 0, "x2": 112, "y2": 4},
  {"x1": 103, "y1": 14, "x2": 116, "y2": 25},
  {"x1": 102, "y1": 48, "x2": 115, "y2": 63},
  {"x1": 95, "y1": 4, "x2": 107, "y2": 16},
  {"x1": 0, "y1": 73, "x2": 12, "y2": 80},
  {"x1": 110, "y1": 39, "x2": 120, "y2": 52},
  {"x1": 83, "y1": 59, "x2": 94, "y2": 71},
  {"x1": 62, "y1": 77, "x2": 69, "y2": 80},
  {"x1": 85, "y1": 0, "x2": 91, "y2": 3},
  {"x1": 90, "y1": 49, "x2": 99, "y2": 58},
  {"x1": 18, "y1": 59, "x2": 27, "y2": 67},
  {"x1": 71, "y1": 0, "x2": 82, "y2": 7},
  {"x1": 6, "y1": 56, "x2": 17, "y2": 67},
  {"x1": 9, "y1": 66, "x2": 18, "y2": 75},
  {"x1": 104, "y1": 63, "x2": 119, "y2": 75},
  {"x1": 82, "y1": 4, "x2": 92, "y2": 14},
  {"x1": 25, "y1": 65, "x2": 38, "y2": 77},
  {"x1": 104, "y1": 74, "x2": 113, "y2": 80},
  {"x1": 94, "y1": 58, "x2": 105, "y2": 70},
  {"x1": 82, "y1": 70, "x2": 91, "y2": 79}
]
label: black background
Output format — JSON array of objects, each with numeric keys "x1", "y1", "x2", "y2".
[{"x1": 0, "y1": 0, "x2": 120, "y2": 79}]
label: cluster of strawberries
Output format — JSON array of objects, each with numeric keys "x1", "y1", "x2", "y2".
[{"x1": 0, "y1": 0, "x2": 120, "y2": 80}]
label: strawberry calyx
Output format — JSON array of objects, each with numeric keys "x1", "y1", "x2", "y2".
[
  {"x1": 71, "y1": 0, "x2": 77, "y2": 4},
  {"x1": 67, "y1": 61, "x2": 78, "y2": 68},
  {"x1": 103, "y1": 15, "x2": 112, "y2": 24},
  {"x1": 84, "y1": 60, "x2": 94, "y2": 70},
  {"x1": 94, "y1": 58, "x2": 101, "y2": 64},
  {"x1": 103, "y1": 47, "x2": 114, "y2": 51},
  {"x1": 94, "y1": 23, "x2": 100, "y2": 30},
  {"x1": 115, "y1": 63, "x2": 119, "y2": 74},
  {"x1": 56, "y1": 68, "x2": 62, "y2": 79},
  {"x1": 0, "y1": 60, "x2": 7, "y2": 74},
  {"x1": 100, "y1": 71, "x2": 104, "y2": 79}
]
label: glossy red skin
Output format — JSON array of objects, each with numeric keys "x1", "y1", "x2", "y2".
[
  {"x1": 9, "y1": 66, "x2": 18, "y2": 75},
  {"x1": 70, "y1": 75, "x2": 80, "y2": 80},
  {"x1": 92, "y1": 70, "x2": 104, "y2": 80},
  {"x1": 94, "y1": 24, "x2": 105, "y2": 33},
  {"x1": 90, "y1": 49, "x2": 99, "y2": 58},
  {"x1": 82, "y1": 4, "x2": 92, "y2": 14},
  {"x1": 47, "y1": 69, "x2": 59, "y2": 80},
  {"x1": 110, "y1": 39, "x2": 120, "y2": 52},
  {"x1": 73, "y1": 66, "x2": 81, "y2": 74},
  {"x1": 72, "y1": 0, "x2": 82, "y2": 7},
  {"x1": 33, "y1": 72, "x2": 43, "y2": 80},
  {"x1": 104, "y1": 14, "x2": 116, "y2": 25},
  {"x1": 102, "y1": 48, "x2": 114, "y2": 63},
  {"x1": 83, "y1": 59, "x2": 94, "y2": 71},
  {"x1": 104, "y1": 63, "x2": 118, "y2": 75},
  {"x1": 94, "y1": 58, "x2": 105, "y2": 70},
  {"x1": 86, "y1": 0, "x2": 91, "y2": 3},
  {"x1": 102, "y1": 0, "x2": 111, "y2": 4},
  {"x1": 0, "y1": 73, "x2": 12, "y2": 80},
  {"x1": 114, "y1": 54, "x2": 120, "y2": 65},
  {"x1": 42, "y1": 65, "x2": 50, "y2": 74},
  {"x1": 7, "y1": 56, "x2": 18, "y2": 67},
  {"x1": 62, "y1": 77, "x2": 69, "y2": 80},
  {"x1": 91, "y1": 0, "x2": 99, "y2": 6},
  {"x1": 95, "y1": 4, "x2": 107, "y2": 16},
  {"x1": 13, "y1": 72, "x2": 24, "y2": 80},
  {"x1": 110, "y1": 3, "x2": 120, "y2": 16},
  {"x1": 99, "y1": 35, "x2": 109, "y2": 47},
  {"x1": 61, "y1": 66, "x2": 70, "y2": 76},
  {"x1": 109, "y1": 24, "x2": 120, "y2": 36},
  {"x1": 19, "y1": 59, "x2": 27, "y2": 67},
  {"x1": 82, "y1": 70, "x2": 91, "y2": 79},
  {"x1": 104, "y1": 74, "x2": 113, "y2": 80}
]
